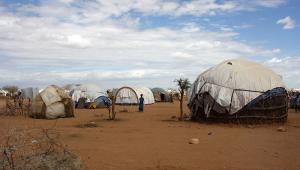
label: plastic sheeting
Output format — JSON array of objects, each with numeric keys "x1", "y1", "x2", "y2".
[
  {"x1": 21, "y1": 87, "x2": 39, "y2": 100},
  {"x1": 40, "y1": 86, "x2": 61, "y2": 106},
  {"x1": 67, "y1": 84, "x2": 106, "y2": 102},
  {"x1": 95, "y1": 96, "x2": 111, "y2": 108},
  {"x1": 33, "y1": 85, "x2": 74, "y2": 119},
  {"x1": 115, "y1": 87, "x2": 155, "y2": 105},
  {"x1": 46, "y1": 102, "x2": 65, "y2": 119},
  {"x1": 188, "y1": 59, "x2": 286, "y2": 115}
]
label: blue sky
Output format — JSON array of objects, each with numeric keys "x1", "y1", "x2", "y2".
[{"x1": 0, "y1": 0, "x2": 299, "y2": 89}]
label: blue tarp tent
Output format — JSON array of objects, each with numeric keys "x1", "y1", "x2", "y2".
[{"x1": 95, "y1": 96, "x2": 111, "y2": 108}]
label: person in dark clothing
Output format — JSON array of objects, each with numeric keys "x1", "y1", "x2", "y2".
[
  {"x1": 139, "y1": 94, "x2": 144, "y2": 112},
  {"x1": 296, "y1": 94, "x2": 300, "y2": 112}
]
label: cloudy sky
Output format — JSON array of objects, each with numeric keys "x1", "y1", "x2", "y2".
[{"x1": 0, "y1": 0, "x2": 299, "y2": 89}]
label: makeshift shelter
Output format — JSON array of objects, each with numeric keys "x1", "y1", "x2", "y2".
[
  {"x1": 95, "y1": 96, "x2": 111, "y2": 108},
  {"x1": 114, "y1": 87, "x2": 155, "y2": 105},
  {"x1": 67, "y1": 84, "x2": 106, "y2": 103},
  {"x1": 188, "y1": 59, "x2": 288, "y2": 120},
  {"x1": 0, "y1": 90, "x2": 8, "y2": 96},
  {"x1": 21, "y1": 87, "x2": 39, "y2": 100},
  {"x1": 31, "y1": 85, "x2": 74, "y2": 119},
  {"x1": 151, "y1": 88, "x2": 171, "y2": 102}
]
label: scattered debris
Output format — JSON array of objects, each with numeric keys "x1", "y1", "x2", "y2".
[
  {"x1": 277, "y1": 126, "x2": 287, "y2": 132},
  {"x1": 189, "y1": 138, "x2": 199, "y2": 144}
]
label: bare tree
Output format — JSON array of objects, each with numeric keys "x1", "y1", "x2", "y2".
[{"x1": 175, "y1": 78, "x2": 191, "y2": 120}]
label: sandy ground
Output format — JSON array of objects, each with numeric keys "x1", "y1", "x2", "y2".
[{"x1": 1, "y1": 101, "x2": 300, "y2": 170}]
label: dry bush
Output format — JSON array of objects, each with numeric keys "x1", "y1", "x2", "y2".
[
  {"x1": 1, "y1": 97, "x2": 31, "y2": 117},
  {"x1": 0, "y1": 127, "x2": 86, "y2": 170}
]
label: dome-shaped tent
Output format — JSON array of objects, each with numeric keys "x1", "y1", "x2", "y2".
[
  {"x1": 67, "y1": 84, "x2": 106, "y2": 102},
  {"x1": 115, "y1": 87, "x2": 155, "y2": 105},
  {"x1": 151, "y1": 88, "x2": 171, "y2": 102},
  {"x1": 188, "y1": 59, "x2": 288, "y2": 120},
  {"x1": 95, "y1": 96, "x2": 111, "y2": 108}
]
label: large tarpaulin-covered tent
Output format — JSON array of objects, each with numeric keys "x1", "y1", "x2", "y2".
[
  {"x1": 31, "y1": 85, "x2": 74, "y2": 119},
  {"x1": 114, "y1": 87, "x2": 155, "y2": 105},
  {"x1": 188, "y1": 59, "x2": 288, "y2": 120}
]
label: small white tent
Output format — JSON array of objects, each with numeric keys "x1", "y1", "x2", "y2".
[
  {"x1": 115, "y1": 87, "x2": 155, "y2": 105},
  {"x1": 66, "y1": 84, "x2": 106, "y2": 102}
]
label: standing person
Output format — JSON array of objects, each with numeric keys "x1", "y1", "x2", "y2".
[
  {"x1": 296, "y1": 94, "x2": 300, "y2": 113},
  {"x1": 139, "y1": 94, "x2": 144, "y2": 112}
]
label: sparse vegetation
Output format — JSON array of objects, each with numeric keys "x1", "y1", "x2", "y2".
[
  {"x1": 175, "y1": 78, "x2": 191, "y2": 120},
  {"x1": 0, "y1": 127, "x2": 85, "y2": 170}
]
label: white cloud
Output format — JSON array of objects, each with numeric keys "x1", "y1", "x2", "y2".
[
  {"x1": 277, "y1": 16, "x2": 296, "y2": 29},
  {"x1": 0, "y1": 0, "x2": 296, "y2": 89},
  {"x1": 220, "y1": 27, "x2": 234, "y2": 32},
  {"x1": 249, "y1": 0, "x2": 286, "y2": 8},
  {"x1": 272, "y1": 48, "x2": 281, "y2": 53},
  {"x1": 172, "y1": 52, "x2": 194, "y2": 59},
  {"x1": 265, "y1": 57, "x2": 300, "y2": 88}
]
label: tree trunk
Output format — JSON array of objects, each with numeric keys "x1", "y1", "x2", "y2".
[
  {"x1": 111, "y1": 96, "x2": 116, "y2": 120},
  {"x1": 180, "y1": 91, "x2": 184, "y2": 120}
]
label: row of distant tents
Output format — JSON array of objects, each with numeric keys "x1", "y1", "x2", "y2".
[
  {"x1": 66, "y1": 85, "x2": 175, "y2": 109},
  {"x1": 1, "y1": 84, "x2": 176, "y2": 119},
  {"x1": 0, "y1": 59, "x2": 294, "y2": 121},
  {"x1": 6, "y1": 85, "x2": 176, "y2": 106}
]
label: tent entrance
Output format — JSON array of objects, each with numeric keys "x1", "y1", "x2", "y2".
[{"x1": 160, "y1": 93, "x2": 165, "y2": 102}]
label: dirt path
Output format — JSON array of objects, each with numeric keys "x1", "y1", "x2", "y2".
[{"x1": 1, "y1": 101, "x2": 300, "y2": 170}]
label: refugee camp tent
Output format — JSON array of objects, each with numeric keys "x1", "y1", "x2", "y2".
[
  {"x1": 188, "y1": 59, "x2": 288, "y2": 120},
  {"x1": 67, "y1": 84, "x2": 106, "y2": 103},
  {"x1": 21, "y1": 87, "x2": 39, "y2": 100},
  {"x1": 0, "y1": 90, "x2": 8, "y2": 96},
  {"x1": 151, "y1": 88, "x2": 171, "y2": 102},
  {"x1": 31, "y1": 85, "x2": 74, "y2": 119},
  {"x1": 95, "y1": 96, "x2": 111, "y2": 108},
  {"x1": 114, "y1": 87, "x2": 155, "y2": 105}
]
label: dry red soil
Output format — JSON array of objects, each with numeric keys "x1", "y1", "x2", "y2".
[{"x1": 1, "y1": 101, "x2": 300, "y2": 170}]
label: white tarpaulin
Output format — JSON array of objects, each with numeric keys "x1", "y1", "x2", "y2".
[
  {"x1": 188, "y1": 59, "x2": 285, "y2": 114},
  {"x1": 46, "y1": 102, "x2": 65, "y2": 119},
  {"x1": 67, "y1": 84, "x2": 106, "y2": 102},
  {"x1": 33, "y1": 85, "x2": 74, "y2": 119},
  {"x1": 115, "y1": 87, "x2": 155, "y2": 105},
  {"x1": 40, "y1": 86, "x2": 61, "y2": 106},
  {"x1": 21, "y1": 87, "x2": 39, "y2": 100}
]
